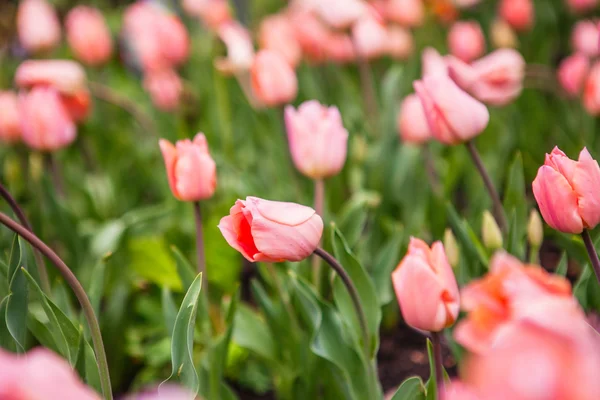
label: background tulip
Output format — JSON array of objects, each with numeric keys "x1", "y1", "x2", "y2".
[
  {"x1": 447, "y1": 21, "x2": 486, "y2": 63},
  {"x1": 259, "y1": 14, "x2": 302, "y2": 68},
  {"x1": 181, "y1": 0, "x2": 232, "y2": 29},
  {"x1": 397, "y1": 94, "x2": 431, "y2": 144},
  {"x1": 421, "y1": 47, "x2": 448, "y2": 77},
  {"x1": 499, "y1": 0, "x2": 534, "y2": 31},
  {"x1": 490, "y1": 18, "x2": 518, "y2": 49},
  {"x1": 17, "y1": 0, "x2": 61, "y2": 54},
  {"x1": 572, "y1": 21, "x2": 600, "y2": 57},
  {"x1": 584, "y1": 62, "x2": 600, "y2": 115},
  {"x1": 311, "y1": 0, "x2": 368, "y2": 29},
  {"x1": 66, "y1": 6, "x2": 114, "y2": 66},
  {"x1": 215, "y1": 21, "x2": 255, "y2": 74},
  {"x1": 386, "y1": 26, "x2": 414, "y2": 60},
  {"x1": 0, "y1": 91, "x2": 22, "y2": 144},
  {"x1": 566, "y1": 0, "x2": 598, "y2": 13},
  {"x1": 251, "y1": 50, "x2": 298, "y2": 107},
  {"x1": 384, "y1": 0, "x2": 425, "y2": 28},
  {"x1": 557, "y1": 53, "x2": 590, "y2": 97},
  {"x1": 392, "y1": 238, "x2": 460, "y2": 332},
  {"x1": 218, "y1": 197, "x2": 323, "y2": 263},
  {"x1": 15, "y1": 60, "x2": 87, "y2": 96},
  {"x1": 143, "y1": 68, "x2": 183, "y2": 111},
  {"x1": 159, "y1": 133, "x2": 217, "y2": 202},
  {"x1": 352, "y1": 16, "x2": 389, "y2": 60}
]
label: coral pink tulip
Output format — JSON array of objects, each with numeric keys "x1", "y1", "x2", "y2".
[
  {"x1": 159, "y1": 133, "x2": 216, "y2": 201},
  {"x1": 566, "y1": 0, "x2": 598, "y2": 13},
  {"x1": 384, "y1": 0, "x2": 425, "y2": 28},
  {"x1": 397, "y1": 94, "x2": 430, "y2": 144},
  {"x1": 0, "y1": 348, "x2": 100, "y2": 399},
  {"x1": 311, "y1": 0, "x2": 369, "y2": 29},
  {"x1": 124, "y1": 385, "x2": 195, "y2": 400},
  {"x1": 66, "y1": 6, "x2": 113, "y2": 66},
  {"x1": 17, "y1": 0, "x2": 61, "y2": 54},
  {"x1": 259, "y1": 14, "x2": 302, "y2": 68},
  {"x1": 386, "y1": 26, "x2": 414, "y2": 60},
  {"x1": 584, "y1": 62, "x2": 600, "y2": 115},
  {"x1": 324, "y1": 34, "x2": 357, "y2": 64},
  {"x1": 251, "y1": 50, "x2": 298, "y2": 107},
  {"x1": 557, "y1": 53, "x2": 590, "y2": 97},
  {"x1": 290, "y1": 11, "x2": 330, "y2": 63},
  {"x1": 156, "y1": 14, "x2": 190, "y2": 68},
  {"x1": 532, "y1": 147, "x2": 600, "y2": 234},
  {"x1": 215, "y1": 21, "x2": 255, "y2": 74},
  {"x1": 413, "y1": 75, "x2": 490, "y2": 145},
  {"x1": 421, "y1": 47, "x2": 448, "y2": 77},
  {"x1": 285, "y1": 100, "x2": 349, "y2": 179},
  {"x1": 392, "y1": 238, "x2": 460, "y2": 332},
  {"x1": 143, "y1": 68, "x2": 183, "y2": 112},
  {"x1": 182, "y1": 0, "x2": 232, "y2": 30},
  {"x1": 19, "y1": 88, "x2": 77, "y2": 151},
  {"x1": 218, "y1": 197, "x2": 324, "y2": 263},
  {"x1": 444, "y1": 382, "x2": 480, "y2": 400},
  {"x1": 15, "y1": 60, "x2": 87, "y2": 96},
  {"x1": 352, "y1": 16, "x2": 389, "y2": 60},
  {"x1": 447, "y1": 21, "x2": 486, "y2": 63},
  {"x1": 448, "y1": 49, "x2": 525, "y2": 106},
  {"x1": 499, "y1": 0, "x2": 534, "y2": 31},
  {"x1": 0, "y1": 92, "x2": 22, "y2": 144},
  {"x1": 572, "y1": 20, "x2": 600, "y2": 57}
]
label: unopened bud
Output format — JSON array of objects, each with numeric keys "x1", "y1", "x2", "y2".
[
  {"x1": 443, "y1": 228, "x2": 460, "y2": 268},
  {"x1": 527, "y1": 209, "x2": 543, "y2": 248},
  {"x1": 491, "y1": 18, "x2": 518, "y2": 49},
  {"x1": 482, "y1": 211, "x2": 503, "y2": 250}
]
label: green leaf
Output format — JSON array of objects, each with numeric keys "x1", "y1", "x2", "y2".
[
  {"x1": 555, "y1": 253, "x2": 568, "y2": 277},
  {"x1": 171, "y1": 246, "x2": 196, "y2": 291},
  {"x1": 445, "y1": 203, "x2": 488, "y2": 275},
  {"x1": 87, "y1": 259, "x2": 107, "y2": 316},
  {"x1": 506, "y1": 210, "x2": 521, "y2": 258},
  {"x1": 425, "y1": 339, "x2": 436, "y2": 400},
  {"x1": 161, "y1": 287, "x2": 178, "y2": 336},
  {"x1": 129, "y1": 237, "x2": 182, "y2": 291},
  {"x1": 503, "y1": 152, "x2": 527, "y2": 257},
  {"x1": 0, "y1": 295, "x2": 14, "y2": 350},
  {"x1": 390, "y1": 376, "x2": 426, "y2": 400},
  {"x1": 370, "y1": 228, "x2": 404, "y2": 306},
  {"x1": 337, "y1": 200, "x2": 370, "y2": 248},
  {"x1": 6, "y1": 236, "x2": 28, "y2": 351},
  {"x1": 233, "y1": 304, "x2": 277, "y2": 363}
]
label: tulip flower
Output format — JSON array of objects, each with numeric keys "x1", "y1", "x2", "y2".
[
  {"x1": 444, "y1": 382, "x2": 480, "y2": 400},
  {"x1": 324, "y1": 34, "x2": 357, "y2": 64},
  {"x1": 384, "y1": 0, "x2": 425, "y2": 28},
  {"x1": 218, "y1": 197, "x2": 324, "y2": 263},
  {"x1": 0, "y1": 347, "x2": 100, "y2": 399},
  {"x1": 215, "y1": 21, "x2": 255, "y2": 74},
  {"x1": 311, "y1": 0, "x2": 368, "y2": 29},
  {"x1": 251, "y1": 50, "x2": 298, "y2": 107},
  {"x1": 285, "y1": 101, "x2": 349, "y2": 180},
  {"x1": 421, "y1": 47, "x2": 448, "y2": 77},
  {"x1": 386, "y1": 26, "x2": 414, "y2": 60},
  {"x1": 259, "y1": 14, "x2": 302, "y2": 68},
  {"x1": 572, "y1": 21, "x2": 600, "y2": 57},
  {"x1": 66, "y1": 6, "x2": 113, "y2": 66},
  {"x1": 447, "y1": 21, "x2": 486, "y2": 63},
  {"x1": 289, "y1": 11, "x2": 330, "y2": 63},
  {"x1": 448, "y1": 49, "x2": 525, "y2": 106},
  {"x1": 143, "y1": 68, "x2": 183, "y2": 111},
  {"x1": 557, "y1": 53, "x2": 590, "y2": 97},
  {"x1": 413, "y1": 74, "x2": 490, "y2": 145},
  {"x1": 584, "y1": 62, "x2": 600, "y2": 115},
  {"x1": 566, "y1": 0, "x2": 598, "y2": 13},
  {"x1": 182, "y1": 0, "x2": 232, "y2": 30},
  {"x1": 499, "y1": 0, "x2": 534, "y2": 31},
  {"x1": 0, "y1": 91, "x2": 22, "y2": 144},
  {"x1": 19, "y1": 87, "x2": 77, "y2": 152},
  {"x1": 351, "y1": 16, "x2": 389, "y2": 60},
  {"x1": 392, "y1": 238, "x2": 460, "y2": 332},
  {"x1": 124, "y1": 384, "x2": 195, "y2": 400},
  {"x1": 17, "y1": 0, "x2": 61, "y2": 54},
  {"x1": 397, "y1": 94, "x2": 431, "y2": 144},
  {"x1": 532, "y1": 147, "x2": 600, "y2": 234},
  {"x1": 159, "y1": 133, "x2": 216, "y2": 202}
]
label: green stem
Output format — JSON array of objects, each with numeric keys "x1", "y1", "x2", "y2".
[
  {"x1": 431, "y1": 331, "x2": 445, "y2": 400},
  {"x1": 582, "y1": 230, "x2": 600, "y2": 287},
  {"x1": 312, "y1": 179, "x2": 324, "y2": 290}
]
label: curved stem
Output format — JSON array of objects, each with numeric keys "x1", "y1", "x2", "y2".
[
  {"x1": 0, "y1": 212, "x2": 112, "y2": 400},
  {"x1": 193, "y1": 202, "x2": 208, "y2": 296},
  {"x1": 465, "y1": 141, "x2": 507, "y2": 233},
  {"x1": 431, "y1": 331, "x2": 445, "y2": 400},
  {"x1": 582, "y1": 230, "x2": 600, "y2": 286},
  {"x1": 312, "y1": 180, "x2": 324, "y2": 290},
  {"x1": 0, "y1": 183, "x2": 50, "y2": 295}
]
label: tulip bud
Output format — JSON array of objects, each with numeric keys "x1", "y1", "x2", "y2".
[
  {"x1": 527, "y1": 209, "x2": 544, "y2": 248},
  {"x1": 557, "y1": 53, "x2": 590, "y2": 97},
  {"x1": 250, "y1": 50, "x2": 298, "y2": 107},
  {"x1": 444, "y1": 228, "x2": 460, "y2": 268},
  {"x1": 482, "y1": 211, "x2": 503, "y2": 250},
  {"x1": 490, "y1": 18, "x2": 518, "y2": 49},
  {"x1": 447, "y1": 21, "x2": 486, "y2": 63},
  {"x1": 397, "y1": 94, "x2": 431, "y2": 145},
  {"x1": 584, "y1": 62, "x2": 600, "y2": 116},
  {"x1": 384, "y1": 0, "x2": 425, "y2": 27},
  {"x1": 17, "y1": 0, "x2": 61, "y2": 54},
  {"x1": 0, "y1": 91, "x2": 22, "y2": 144},
  {"x1": 65, "y1": 6, "x2": 113, "y2": 66},
  {"x1": 572, "y1": 20, "x2": 600, "y2": 58},
  {"x1": 499, "y1": 0, "x2": 534, "y2": 32},
  {"x1": 143, "y1": 68, "x2": 183, "y2": 112}
]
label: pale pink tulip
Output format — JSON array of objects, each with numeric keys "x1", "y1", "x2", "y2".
[
  {"x1": 386, "y1": 26, "x2": 414, "y2": 60},
  {"x1": 0, "y1": 91, "x2": 22, "y2": 144},
  {"x1": 444, "y1": 382, "x2": 480, "y2": 400},
  {"x1": 448, "y1": 49, "x2": 525, "y2": 106},
  {"x1": 289, "y1": 11, "x2": 331, "y2": 63},
  {"x1": 218, "y1": 197, "x2": 324, "y2": 263},
  {"x1": 352, "y1": 16, "x2": 389, "y2": 60},
  {"x1": 144, "y1": 68, "x2": 183, "y2": 112},
  {"x1": 157, "y1": 14, "x2": 190, "y2": 68},
  {"x1": 413, "y1": 74, "x2": 490, "y2": 144},
  {"x1": 181, "y1": 0, "x2": 232, "y2": 30},
  {"x1": 159, "y1": 133, "x2": 216, "y2": 201},
  {"x1": 532, "y1": 146, "x2": 600, "y2": 234},
  {"x1": 215, "y1": 21, "x2": 255, "y2": 74},
  {"x1": 19, "y1": 88, "x2": 77, "y2": 151},
  {"x1": 397, "y1": 94, "x2": 430, "y2": 144},
  {"x1": 421, "y1": 47, "x2": 448, "y2": 77},
  {"x1": 312, "y1": 0, "x2": 369, "y2": 29},
  {"x1": 566, "y1": 0, "x2": 598, "y2": 13},
  {"x1": 17, "y1": 0, "x2": 61, "y2": 54},
  {"x1": 259, "y1": 14, "x2": 302, "y2": 68},
  {"x1": 557, "y1": 53, "x2": 590, "y2": 97},
  {"x1": 392, "y1": 238, "x2": 460, "y2": 332},
  {"x1": 584, "y1": 62, "x2": 600, "y2": 114},
  {"x1": 251, "y1": 50, "x2": 298, "y2": 107},
  {"x1": 0, "y1": 348, "x2": 100, "y2": 399},
  {"x1": 125, "y1": 384, "x2": 196, "y2": 399},
  {"x1": 499, "y1": 0, "x2": 534, "y2": 31},
  {"x1": 285, "y1": 101, "x2": 349, "y2": 179},
  {"x1": 324, "y1": 34, "x2": 357, "y2": 63},
  {"x1": 447, "y1": 21, "x2": 486, "y2": 63},
  {"x1": 66, "y1": 6, "x2": 113, "y2": 66},
  {"x1": 384, "y1": 0, "x2": 425, "y2": 28},
  {"x1": 15, "y1": 60, "x2": 87, "y2": 95},
  {"x1": 572, "y1": 20, "x2": 600, "y2": 57}
]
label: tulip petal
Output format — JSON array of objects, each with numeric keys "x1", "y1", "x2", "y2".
[
  {"x1": 572, "y1": 148, "x2": 600, "y2": 229},
  {"x1": 159, "y1": 139, "x2": 179, "y2": 198},
  {"x1": 248, "y1": 196, "x2": 317, "y2": 226},
  {"x1": 218, "y1": 213, "x2": 259, "y2": 262}
]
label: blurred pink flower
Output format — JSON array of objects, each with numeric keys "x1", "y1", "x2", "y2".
[
  {"x1": 159, "y1": 133, "x2": 217, "y2": 201},
  {"x1": 310, "y1": 0, "x2": 369, "y2": 29},
  {"x1": 566, "y1": 0, "x2": 598, "y2": 13},
  {"x1": 0, "y1": 91, "x2": 22, "y2": 144},
  {"x1": 259, "y1": 14, "x2": 302, "y2": 68},
  {"x1": 444, "y1": 382, "x2": 480, "y2": 400},
  {"x1": 386, "y1": 26, "x2": 414, "y2": 60},
  {"x1": 421, "y1": 47, "x2": 448, "y2": 77},
  {"x1": 352, "y1": 16, "x2": 389, "y2": 60},
  {"x1": 289, "y1": 11, "x2": 331, "y2": 63},
  {"x1": 499, "y1": 0, "x2": 534, "y2": 32},
  {"x1": 324, "y1": 34, "x2": 357, "y2": 64},
  {"x1": 447, "y1": 21, "x2": 486, "y2": 63},
  {"x1": 125, "y1": 384, "x2": 196, "y2": 399},
  {"x1": 181, "y1": 0, "x2": 232, "y2": 30},
  {"x1": 251, "y1": 50, "x2": 298, "y2": 107},
  {"x1": 143, "y1": 68, "x2": 183, "y2": 112},
  {"x1": 215, "y1": 21, "x2": 255, "y2": 74},
  {"x1": 384, "y1": 0, "x2": 425, "y2": 28},
  {"x1": 66, "y1": 6, "x2": 113, "y2": 66},
  {"x1": 572, "y1": 20, "x2": 600, "y2": 57},
  {"x1": 397, "y1": 94, "x2": 431, "y2": 144},
  {"x1": 285, "y1": 100, "x2": 349, "y2": 179},
  {"x1": 557, "y1": 53, "x2": 590, "y2": 97},
  {"x1": 584, "y1": 61, "x2": 600, "y2": 114},
  {"x1": 218, "y1": 197, "x2": 324, "y2": 263},
  {"x1": 17, "y1": 0, "x2": 61, "y2": 54}
]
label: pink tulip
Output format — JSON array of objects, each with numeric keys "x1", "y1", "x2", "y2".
[
  {"x1": 259, "y1": 14, "x2": 302, "y2": 68},
  {"x1": 421, "y1": 47, "x2": 448, "y2": 77},
  {"x1": 499, "y1": 0, "x2": 534, "y2": 32},
  {"x1": 324, "y1": 34, "x2": 357, "y2": 64},
  {"x1": 447, "y1": 21, "x2": 486, "y2": 63},
  {"x1": 15, "y1": 60, "x2": 87, "y2": 96},
  {"x1": 566, "y1": 0, "x2": 598, "y2": 13},
  {"x1": 182, "y1": 0, "x2": 232, "y2": 30},
  {"x1": 215, "y1": 21, "x2": 255, "y2": 74},
  {"x1": 251, "y1": 50, "x2": 298, "y2": 107},
  {"x1": 285, "y1": 100, "x2": 349, "y2": 179},
  {"x1": 572, "y1": 20, "x2": 600, "y2": 57},
  {"x1": 156, "y1": 14, "x2": 190, "y2": 68},
  {"x1": 143, "y1": 68, "x2": 183, "y2": 112},
  {"x1": 532, "y1": 147, "x2": 600, "y2": 234},
  {"x1": 159, "y1": 133, "x2": 216, "y2": 201},
  {"x1": 66, "y1": 6, "x2": 113, "y2": 66},
  {"x1": 397, "y1": 94, "x2": 430, "y2": 144},
  {"x1": 448, "y1": 49, "x2": 525, "y2": 106},
  {"x1": 557, "y1": 53, "x2": 590, "y2": 97},
  {"x1": 413, "y1": 74, "x2": 490, "y2": 145},
  {"x1": 290, "y1": 11, "x2": 330, "y2": 63},
  {"x1": 386, "y1": 26, "x2": 414, "y2": 60},
  {"x1": 218, "y1": 197, "x2": 324, "y2": 263},
  {"x1": 444, "y1": 382, "x2": 480, "y2": 400},
  {"x1": 0, "y1": 91, "x2": 22, "y2": 144},
  {"x1": 0, "y1": 347, "x2": 100, "y2": 399},
  {"x1": 391, "y1": 238, "x2": 460, "y2": 332},
  {"x1": 124, "y1": 384, "x2": 195, "y2": 400},
  {"x1": 19, "y1": 87, "x2": 77, "y2": 152},
  {"x1": 311, "y1": 0, "x2": 369, "y2": 29},
  {"x1": 351, "y1": 16, "x2": 389, "y2": 60},
  {"x1": 584, "y1": 61, "x2": 600, "y2": 115},
  {"x1": 17, "y1": 0, "x2": 61, "y2": 54},
  {"x1": 384, "y1": 0, "x2": 425, "y2": 28}
]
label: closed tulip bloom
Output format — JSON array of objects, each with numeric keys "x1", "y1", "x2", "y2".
[
  {"x1": 414, "y1": 75, "x2": 489, "y2": 144},
  {"x1": 215, "y1": 21, "x2": 255, "y2": 74},
  {"x1": 392, "y1": 238, "x2": 460, "y2": 332},
  {"x1": 19, "y1": 88, "x2": 77, "y2": 151},
  {"x1": 15, "y1": 60, "x2": 87, "y2": 96},
  {"x1": 143, "y1": 68, "x2": 183, "y2": 111},
  {"x1": 499, "y1": 0, "x2": 534, "y2": 32},
  {"x1": 567, "y1": 0, "x2": 598, "y2": 13},
  {"x1": 0, "y1": 91, "x2": 22, "y2": 144},
  {"x1": 290, "y1": 11, "x2": 330, "y2": 63},
  {"x1": 448, "y1": 21, "x2": 486, "y2": 63},
  {"x1": 66, "y1": 6, "x2": 113, "y2": 66},
  {"x1": 397, "y1": 94, "x2": 430, "y2": 144},
  {"x1": 311, "y1": 0, "x2": 369, "y2": 29},
  {"x1": 385, "y1": 0, "x2": 425, "y2": 28},
  {"x1": 285, "y1": 100, "x2": 349, "y2": 179},
  {"x1": 251, "y1": 50, "x2": 298, "y2": 107},
  {"x1": 448, "y1": 49, "x2": 525, "y2": 106},
  {"x1": 572, "y1": 21, "x2": 600, "y2": 57},
  {"x1": 386, "y1": 26, "x2": 414, "y2": 60},
  {"x1": 17, "y1": 0, "x2": 61, "y2": 54},
  {"x1": 218, "y1": 197, "x2": 324, "y2": 263},
  {"x1": 584, "y1": 62, "x2": 600, "y2": 114},
  {"x1": 159, "y1": 133, "x2": 216, "y2": 201},
  {"x1": 490, "y1": 18, "x2": 518, "y2": 49},
  {"x1": 156, "y1": 14, "x2": 190, "y2": 68},
  {"x1": 351, "y1": 16, "x2": 389, "y2": 60},
  {"x1": 557, "y1": 53, "x2": 590, "y2": 97},
  {"x1": 259, "y1": 14, "x2": 302, "y2": 68},
  {"x1": 532, "y1": 147, "x2": 600, "y2": 234},
  {"x1": 182, "y1": 0, "x2": 232, "y2": 30},
  {"x1": 421, "y1": 47, "x2": 448, "y2": 77},
  {"x1": 324, "y1": 34, "x2": 357, "y2": 64}
]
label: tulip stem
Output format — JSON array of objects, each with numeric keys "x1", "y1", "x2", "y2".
[
  {"x1": 0, "y1": 212, "x2": 112, "y2": 400},
  {"x1": 465, "y1": 141, "x2": 507, "y2": 233},
  {"x1": 431, "y1": 331, "x2": 445, "y2": 400},
  {"x1": 193, "y1": 202, "x2": 207, "y2": 282},
  {"x1": 0, "y1": 182, "x2": 51, "y2": 296},
  {"x1": 312, "y1": 179, "x2": 325, "y2": 290},
  {"x1": 582, "y1": 230, "x2": 600, "y2": 286},
  {"x1": 44, "y1": 153, "x2": 65, "y2": 198},
  {"x1": 351, "y1": 39, "x2": 379, "y2": 135}
]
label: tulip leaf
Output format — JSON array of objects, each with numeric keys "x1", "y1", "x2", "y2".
[
  {"x1": 425, "y1": 339, "x2": 437, "y2": 400},
  {"x1": 445, "y1": 202, "x2": 488, "y2": 275},
  {"x1": 390, "y1": 376, "x2": 426, "y2": 400},
  {"x1": 161, "y1": 287, "x2": 178, "y2": 336},
  {"x1": 5, "y1": 236, "x2": 28, "y2": 352},
  {"x1": 503, "y1": 152, "x2": 527, "y2": 226},
  {"x1": 233, "y1": 304, "x2": 277, "y2": 364},
  {"x1": 555, "y1": 252, "x2": 568, "y2": 277},
  {"x1": 129, "y1": 237, "x2": 182, "y2": 291},
  {"x1": 370, "y1": 228, "x2": 404, "y2": 306},
  {"x1": 0, "y1": 295, "x2": 14, "y2": 350},
  {"x1": 506, "y1": 210, "x2": 521, "y2": 258},
  {"x1": 171, "y1": 245, "x2": 196, "y2": 291}
]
